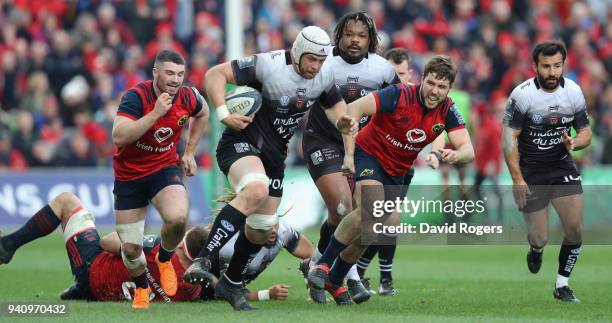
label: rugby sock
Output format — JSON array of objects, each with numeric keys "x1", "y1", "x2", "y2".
[
  {"x1": 356, "y1": 245, "x2": 377, "y2": 277},
  {"x1": 309, "y1": 248, "x2": 323, "y2": 268},
  {"x1": 133, "y1": 272, "x2": 148, "y2": 289},
  {"x1": 317, "y1": 222, "x2": 336, "y2": 255},
  {"x1": 157, "y1": 245, "x2": 175, "y2": 262},
  {"x1": 378, "y1": 241, "x2": 396, "y2": 281},
  {"x1": 556, "y1": 242, "x2": 581, "y2": 288},
  {"x1": 1, "y1": 205, "x2": 60, "y2": 252},
  {"x1": 224, "y1": 230, "x2": 262, "y2": 284},
  {"x1": 346, "y1": 264, "x2": 360, "y2": 281},
  {"x1": 196, "y1": 204, "x2": 246, "y2": 259},
  {"x1": 329, "y1": 255, "x2": 354, "y2": 286},
  {"x1": 317, "y1": 235, "x2": 347, "y2": 267}
]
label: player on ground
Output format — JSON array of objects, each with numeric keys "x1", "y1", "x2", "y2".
[
  {"x1": 0, "y1": 192, "x2": 202, "y2": 302},
  {"x1": 355, "y1": 48, "x2": 443, "y2": 297},
  {"x1": 111, "y1": 49, "x2": 209, "y2": 308},
  {"x1": 308, "y1": 55, "x2": 474, "y2": 305},
  {"x1": 197, "y1": 221, "x2": 314, "y2": 302},
  {"x1": 502, "y1": 41, "x2": 591, "y2": 302},
  {"x1": 300, "y1": 12, "x2": 400, "y2": 304},
  {"x1": 183, "y1": 26, "x2": 357, "y2": 311}
]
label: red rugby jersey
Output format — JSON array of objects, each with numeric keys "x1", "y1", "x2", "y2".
[
  {"x1": 113, "y1": 81, "x2": 203, "y2": 180},
  {"x1": 88, "y1": 236, "x2": 201, "y2": 302},
  {"x1": 356, "y1": 83, "x2": 465, "y2": 176}
]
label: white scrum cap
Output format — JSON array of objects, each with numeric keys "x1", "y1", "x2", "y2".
[{"x1": 291, "y1": 26, "x2": 331, "y2": 68}]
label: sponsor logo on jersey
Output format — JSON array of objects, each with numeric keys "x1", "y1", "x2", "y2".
[
  {"x1": 531, "y1": 113, "x2": 543, "y2": 124},
  {"x1": 432, "y1": 123, "x2": 445, "y2": 134},
  {"x1": 548, "y1": 105, "x2": 559, "y2": 112},
  {"x1": 154, "y1": 127, "x2": 174, "y2": 143},
  {"x1": 306, "y1": 100, "x2": 316, "y2": 108},
  {"x1": 406, "y1": 128, "x2": 427, "y2": 143},
  {"x1": 562, "y1": 116, "x2": 574, "y2": 124},
  {"x1": 360, "y1": 169, "x2": 374, "y2": 177},
  {"x1": 347, "y1": 76, "x2": 359, "y2": 83},
  {"x1": 280, "y1": 95, "x2": 290, "y2": 107},
  {"x1": 221, "y1": 220, "x2": 235, "y2": 232},
  {"x1": 178, "y1": 114, "x2": 188, "y2": 126}
]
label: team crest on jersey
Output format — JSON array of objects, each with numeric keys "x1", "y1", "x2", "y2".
[
  {"x1": 406, "y1": 128, "x2": 427, "y2": 143},
  {"x1": 296, "y1": 88, "x2": 307, "y2": 108},
  {"x1": 432, "y1": 123, "x2": 445, "y2": 134},
  {"x1": 154, "y1": 127, "x2": 174, "y2": 143},
  {"x1": 346, "y1": 77, "x2": 359, "y2": 98},
  {"x1": 549, "y1": 114, "x2": 560, "y2": 125},
  {"x1": 360, "y1": 168, "x2": 374, "y2": 177},
  {"x1": 531, "y1": 113, "x2": 543, "y2": 124},
  {"x1": 177, "y1": 114, "x2": 188, "y2": 126}
]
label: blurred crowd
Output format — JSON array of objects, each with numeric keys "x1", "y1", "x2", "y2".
[{"x1": 0, "y1": 0, "x2": 610, "y2": 171}]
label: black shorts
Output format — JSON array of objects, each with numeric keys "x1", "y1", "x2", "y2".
[
  {"x1": 354, "y1": 145, "x2": 405, "y2": 202},
  {"x1": 216, "y1": 131, "x2": 285, "y2": 197},
  {"x1": 113, "y1": 166, "x2": 184, "y2": 210},
  {"x1": 65, "y1": 229, "x2": 103, "y2": 300},
  {"x1": 520, "y1": 161, "x2": 583, "y2": 213},
  {"x1": 302, "y1": 131, "x2": 344, "y2": 182}
]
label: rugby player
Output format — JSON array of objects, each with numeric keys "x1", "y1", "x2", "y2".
[
  {"x1": 0, "y1": 192, "x2": 202, "y2": 303},
  {"x1": 111, "y1": 49, "x2": 209, "y2": 308},
  {"x1": 308, "y1": 55, "x2": 474, "y2": 305},
  {"x1": 183, "y1": 26, "x2": 357, "y2": 310},
  {"x1": 502, "y1": 40, "x2": 591, "y2": 302}
]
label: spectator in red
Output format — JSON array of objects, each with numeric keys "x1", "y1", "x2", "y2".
[{"x1": 0, "y1": 128, "x2": 28, "y2": 171}]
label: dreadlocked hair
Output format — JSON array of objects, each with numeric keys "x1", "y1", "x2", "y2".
[
  {"x1": 333, "y1": 11, "x2": 379, "y2": 53},
  {"x1": 211, "y1": 188, "x2": 238, "y2": 214}
]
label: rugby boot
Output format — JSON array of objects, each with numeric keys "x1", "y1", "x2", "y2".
[
  {"x1": 307, "y1": 264, "x2": 329, "y2": 304},
  {"x1": 553, "y1": 286, "x2": 580, "y2": 303},
  {"x1": 155, "y1": 254, "x2": 177, "y2": 296},
  {"x1": 527, "y1": 248, "x2": 543, "y2": 274},
  {"x1": 132, "y1": 287, "x2": 151, "y2": 309},
  {"x1": 215, "y1": 275, "x2": 256, "y2": 311},
  {"x1": 59, "y1": 284, "x2": 87, "y2": 300},
  {"x1": 379, "y1": 278, "x2": 396, "y2": 296},
  {"x1": 0, "y1": 231, "x2": 15, "y2": 265},
  {"x1": 183, "y1": 257, "x2": 215, "y2": 286},
  {"x1": 325, "y1": 281, "x2": 354, "y2": 306},
  {"x1": 347, "y1": 279, "x2": 370, "y2": 304}
]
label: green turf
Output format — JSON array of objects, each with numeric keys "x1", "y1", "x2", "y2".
[{"x1": 0, "y1": 231, "x2": 610, "y2": 322}]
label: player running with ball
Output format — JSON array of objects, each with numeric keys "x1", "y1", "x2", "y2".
[{"x1": 183, "y1": 26, "x2": 357, "y2": 311}]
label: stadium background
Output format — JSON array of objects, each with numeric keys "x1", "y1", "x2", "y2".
[{"x1": 0, "y1": 1, "x2": 611, "y2": 321}]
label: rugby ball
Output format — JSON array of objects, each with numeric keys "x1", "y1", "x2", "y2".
[{"x1": 225, "y1": 86, "x2": 262, "y2": 117}]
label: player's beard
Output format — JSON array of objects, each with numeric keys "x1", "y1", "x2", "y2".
[
  {"x1": 158, "y1": 77, "x2": 180, "y2": 95},
  {"x1": 537, "y1": 72, "x2": 561, "y2": 90}
]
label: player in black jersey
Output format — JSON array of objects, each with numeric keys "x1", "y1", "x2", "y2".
[
  {"x1": 183, "y1": 26, "x2": 357, "y2": 311},
  {"x1": 503, "y1": 41, "x2": 591, "y2": 302}
]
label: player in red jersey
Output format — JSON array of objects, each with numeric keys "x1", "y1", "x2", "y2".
[
  {"x1": 111, "y1": 50, "x2": 209, "y2": 308},
  {"x1": 307, "y1": 55, "x2": 474, "y2": 304},
  {"x1": 0, "y1": 192, "x2": 203, "y2": 303}
]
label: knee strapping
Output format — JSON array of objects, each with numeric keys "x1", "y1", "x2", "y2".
[
  {"x1": 121, "y1": 248, "x2": 146, "y2": 270},
  {"x1": 246, "y1": 213, "x2": 278, "y2": 230},
  {"x1": 116, "y1": 220, "x2": 145, "y2": 245},
  {"x1": 63, "y1": 208, "x2": 96, "y2": 242},
  {"x1": 235, "y1": 173, "x2": 270, "y2": 193}
]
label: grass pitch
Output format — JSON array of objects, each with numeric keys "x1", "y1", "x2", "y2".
[{"x1": 0, "y1": 231, "x2": 610, "y2": 323}]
